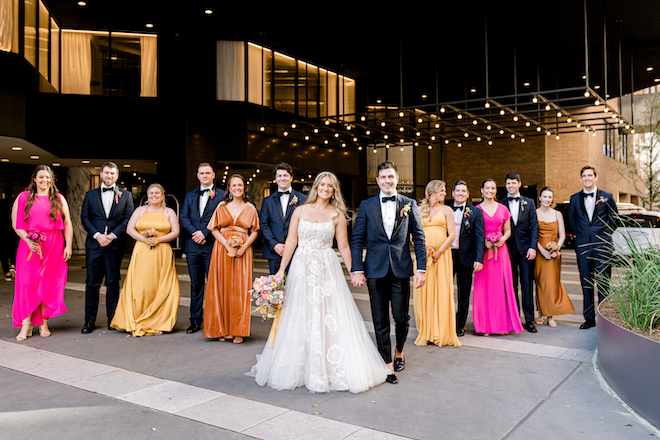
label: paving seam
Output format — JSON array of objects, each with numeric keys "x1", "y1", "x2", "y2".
[
  {"x1": 499, "y1": 362, "x2": 582, "y2": 439},
  {"x1": 0, "y1": 341, "x2": 410, "y2": 440}
]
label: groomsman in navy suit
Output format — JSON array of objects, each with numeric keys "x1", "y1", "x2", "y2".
[
  {"x1": 501, "y1": 173, "x2": 539, "y2": 333},
  {"x1": 450, "y1": 180, "x2": 485, "y2": 337},
  {"x1": 351, "y1": 161, "x2": 426, "y2": 384},
  {"x1": 260, "y1": 162, "x2": 307, "y2": 274},
  {"x1": 180, "y1": 162, "x2": 225, "y2": 334},
  {"x1": 568, "y1": 166, "x2": 618, "y2": 329},
  {"x1": 81, "y1": 162, "x2": 134, "y2": 333}
]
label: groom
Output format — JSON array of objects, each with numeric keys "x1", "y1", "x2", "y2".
[{"x1": 351, "y1": 161, "x2": 426, "y2": 384}]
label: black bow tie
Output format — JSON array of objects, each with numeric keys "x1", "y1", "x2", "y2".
[
  {"x1": 382, "y1": 195, "x2": 396, "y2": 203},
  {"x1": 583, "y1": 192, "x2": 595, "y2": 198},
  {"x1": 452, "y1": 205, "x2": 464, "y2": 211},
  {"x1": 200, "y1": 188, "x2": 212, "y2": 195},
  {"x1": 102, "y1": 187, "x2": 114, "y2": 192},
  {"x1": 278, "y1": 190, "x2": 291, "y2": 196},
  {"x1": 509, "y1": 196, "x2": 520, "y2": 202}
]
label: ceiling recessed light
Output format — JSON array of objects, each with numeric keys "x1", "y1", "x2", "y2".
[
  {"x1": 1, "y1": 158, "x2": 9, "y2": 162},
  {"x1": 52, "y1": 162, "x2": 60, "y2": 167},
  {"x1": 123, "y1": 164, "x2": 131, "y2": 168},
  {"x1": 30, "y1": 155, "x2": 39, "y2": 160},
  {"x1": 523, "y1": 82, "x2": 530, "y2": 87},
  {"x1": 647, "y1": 66, "x2": 654, "y2": 72},
  {"x1": 81, "y1": 160, "x2": 90, "y2": 164},
  {"x1": 145, "y1": 22, "x2": 154, "y2": 29},
  {"x1": 11, "y1": 146, "x2": 22, "y2": 151},
  {"x1": 204, "y1": 8, "x2": 213, "y2": 14},
  {"x1": 77, "y1": 1, "x2": 86, "y2": 6}
]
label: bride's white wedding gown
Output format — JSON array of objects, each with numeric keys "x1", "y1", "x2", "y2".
[{"x1": 247, "y1": 218, "x2": 391, "y2": 393}]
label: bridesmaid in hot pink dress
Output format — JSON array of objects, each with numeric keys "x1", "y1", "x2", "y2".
[
  {"x1": 472, "y1": 178, "x2": 523, "y2": 334},
  {"x1": 12, "y1": 165, "x2": 73, "y2": 341}
]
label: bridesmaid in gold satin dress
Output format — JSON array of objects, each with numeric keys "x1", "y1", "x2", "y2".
[
  {"x1": 112, "y1": 184, "x2": 181, "y2": 336},
  {"x1": 534, "y1": 187, "x2": 574, "y2": 327},
  {"x1": 204, "y1": 174, "x2": 259, "y2": 343},
  {"x1": 414, "y1": 180, "x2": 460, "y2": 347}
]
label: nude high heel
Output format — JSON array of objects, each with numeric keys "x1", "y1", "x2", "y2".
[
  {"x1": 40, "y1": 319, "x2": 51, "y2": 337},
  {"x1": 16, "y1": 320, "x2": 32, "y2": 341}
]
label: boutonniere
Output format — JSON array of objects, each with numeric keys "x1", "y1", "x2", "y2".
[
  {"x1": 596, "y1": 195, "x2": 608, "y2": 206},
  {"x1": 289, "y1": 195, "x2": 298, "y2": 206},
  {"x1": 400, "y1": 202, "x2": 412, "y2": 217},
  {"x1": 520, "y1": 199, "x2": 528, "y2": 211},
  {"x1": 208, "y1": 188, "x2": 216, "y2": 199},
  {"x1": 464, "y1": 207, "x2": 472, "y2": 218},
  {"x1": 113, "y1": 186, "x2": 122, "y2": 204}
]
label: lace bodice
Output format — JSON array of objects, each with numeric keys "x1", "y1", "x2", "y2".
[{"x1": 297, "y1": 219, "x2": 335, "y2": 250}]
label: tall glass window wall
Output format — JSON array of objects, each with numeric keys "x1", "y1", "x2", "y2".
[{"x1": 217, "y1": 41, "x2": 356, "y2": 121}]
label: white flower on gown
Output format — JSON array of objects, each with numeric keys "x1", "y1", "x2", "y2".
[{"x1": 247, "y1": 218, "x2": 391, "y2": 393}]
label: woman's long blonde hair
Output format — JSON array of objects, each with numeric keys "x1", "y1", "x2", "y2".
[
  {"x1": 418, "y1": 179, "x2": 446, "y2": 219},
  {"x1": 305, "y1": 171, "x2": 348, "y2": 219}
]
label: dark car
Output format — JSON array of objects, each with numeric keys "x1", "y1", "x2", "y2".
[{"x1": 554, "y1": 202, "x2": 575, "y2": 249}]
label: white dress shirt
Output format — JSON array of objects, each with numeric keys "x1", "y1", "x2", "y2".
[
  {"x1": 101, "y1": 184, "x2": 114, "y2": 218},
  {"x1": 279, "y1": 187, "x2": 292, "y2": 216},
  {"x1": 451, "y1": 203, "x2": 465, "y2": 249},
  {"x1": 379, "y1": 191, "x2": 397, "y2": 239},
  {"x1": 199, "y1": 184, "x2": 213, "y2": 217},
  {"x1": 508, "y1": 194, "x2": 520, "y2": 225},
  {"x1": 584, "y1": 187, "x2": 597, "y2": 222}
]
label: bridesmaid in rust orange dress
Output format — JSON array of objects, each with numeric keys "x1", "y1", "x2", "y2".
[
  {"x1": 204, "y1": 174, "x2": 259, "y2": 343},
  {"x1": 534, "y1": 187, "x2": 574, "y2": 328}
]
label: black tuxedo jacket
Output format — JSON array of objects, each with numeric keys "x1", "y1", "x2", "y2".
[
  {"x1": 81, "y1": 187, "x2": 134, "y2": 250},
  {"x1": 180, "y1": 186, "x2": 225, "y2": 254},
  {"x1": 455, "y1": 204, "x2": 485, "y2": 267},
  {"x1": 260, "y1": 189, "x2": 307, "y2": 260},
  {"x1": 350, "y1": 194, "x2": 426, "y2": 279},
  {"x1": 499, "y1": 195, "x2": 539, "y2": 254},
  {"x1": 568, "y1": 188, "x2": 618, "y2": 247}
]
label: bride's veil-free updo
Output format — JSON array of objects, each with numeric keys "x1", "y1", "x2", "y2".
[
  {"x1": 418, "y1": 179, "x2": 446, "y2": 219},
  {"x1": 305, "y1": 171, "x2": 349, "y2": 220}
]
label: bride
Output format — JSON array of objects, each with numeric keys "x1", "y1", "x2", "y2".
[{"x1": 248, "y1": 171, "x2": 393, "y2": 393}]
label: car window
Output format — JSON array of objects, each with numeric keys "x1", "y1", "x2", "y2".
[{"x1": 616, "y1": 214, "x2": 660, "y2": 228}]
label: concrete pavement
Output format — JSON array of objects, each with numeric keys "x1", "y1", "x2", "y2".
[{"x1": 0, "y1": 249, "x2": 656, "y2": 439}]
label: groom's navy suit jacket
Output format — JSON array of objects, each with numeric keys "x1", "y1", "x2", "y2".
[
  {"x1": 81, "y1": 187, "x2": 134, "y2": 250},
  {"x1": 568, "y1": 188, "x2": 618, "y2": 250},
  {"x1": 180, "y1": 186, "x2": 225, "y2": 254},
  {"x1": 350, "y1": 194, "x2": 426, "y2": 279},
  {"x1": 499, "y1": 195, "x2": 539, "y2": 255},
  {"x1": 260, "y1": 190, "x2": 307, "y2": 261}
]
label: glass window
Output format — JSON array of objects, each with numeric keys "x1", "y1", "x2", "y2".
[
  {"x1": 248, "y1": 42, "x2": 266, "y2": 105},
  {"x1": 0, "y1": 0, "x2": 19, "y2": 53},
  {"x1": 217, "y1": 40, "x2": 245, "y2": 101},
  {"x1": 24, "y1": 0, "x2": 36, "y2": 67},
  {"x1": 319, "y1": 68, "x2": 328, "y2": 118},
  {"x1": 297, "y1": 60, "x2": 306, "y2": 117},
  {"x1": 273, "y1": 52, "x2": 296, "y2": 113},
  {"x1": 306, "y1": 64, "x2": 319, "y2": 119},
  {"x1": 327, "y1": 71, "x2": 337, "y2": 118},
  {"x1": 50, "y1": 17, "x2": 59, "y2": 90},
  {"x1": 343, "y1": 77, "x2": 356, "y2": 122},
  {"x1": 109, "y1": 34, "x2": 141, "y2": 97},
  {"x1": 38, "y1": 0, "x2": 48, "y2": 78}
]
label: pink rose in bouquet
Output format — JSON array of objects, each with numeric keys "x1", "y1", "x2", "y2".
[
  {"x1": 249, "y1": 275, "x2": 286, "y2": 320},
  {"x1": 486, "y1": 232, "x2": 503, "y2": 260},
  {"x1": 25, "y1": 230, "x2": 46, "y2": 260}
]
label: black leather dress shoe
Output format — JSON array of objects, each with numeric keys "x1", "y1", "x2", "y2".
[
  {"x1": 385, "y1": 373, "x2": 398, "y2": 384},
  {"x1": 81, "y1": 321, "x2": 95, "y2": 334},
  {"x1": 187, "y1": 323, "x2": 202, "y2": 334},
  {"x1": 524, "y1": 322, "x2": 538, "y2": 333},
  {"x1": 580, "y1": 320, "x2": 596, "y2": 329},
  {"x1": 393, "y1": 357, "x2": 405, "y2": 372},
  {"x1": 457, "y1": 328, "x2": 465, "y2": 337},
  {"x1": 107, "y1": 325, "x2": 117, "y2": 331}
]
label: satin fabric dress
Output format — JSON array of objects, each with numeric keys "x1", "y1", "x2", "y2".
[
  {"x1": 12, "y1": 191, "x2": 68, "y2": 327},
  {"x1": 247, "y1": 217, "x2": 390, "y2": 393},
  {"x1": 414, "y1": 211, "x2": 461, "y2": 347},
  {"x1": 472, "y1": 204, "x2": 524, "y2": 334},
  {"x1": 204, "y1": 203, "x2": 259, "y2": 338},
  {"x1": 535, "y1": 219, "x2": 575, "y2": 316},
  {"x1": 111, "y1": 210, "x2": 180, "y2": 336}
]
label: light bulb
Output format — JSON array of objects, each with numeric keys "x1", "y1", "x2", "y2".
[
  {"x1": 499, "y1": 110, "x2": 506, "y2": 115},
  {"x1": 513, "y1": 116, "x2": 519, "y2": 122},
  {"x1": 485, "y1": 102, "x2": 491, "y2": 108},
  {"x1": 457, "y1": 143, "x2": 462, "y2": 147},
  {"x1": 486, "y1": 125, "x2": 492, "y2": 130},
  {"x1": 457, "y1": 114, "x2": 463, "y2": 119},
  {"x1": 545, "y1": 105, "x2": 551, "y2": 111},
  {"x1": 532, "y1": 97, "x2": 538, "y2": 103}
]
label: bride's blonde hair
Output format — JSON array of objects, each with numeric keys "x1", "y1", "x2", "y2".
[
  {"x1": 305, "y1": 171, "x2": 348, "y2": 219},
  {"x1": 418, "y1": 179, "x2": 446, "y2": 218}
]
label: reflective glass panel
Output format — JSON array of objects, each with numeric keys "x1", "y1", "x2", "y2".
[
  {"x1": 38, "y1": 0, "x2": 48, "y2": 78},
  {"x1": 273, "y1": 52, "x2": 296, "y2": 113},
  {"x1": 24, "y1": 0, "x2": 36, "y2": 66},
  {"x1": 50, "y1": 17, "x2": 59, "y2": 90},
  {"x1": 307, "y1": 64, "x2": 319, "y2": 119}
]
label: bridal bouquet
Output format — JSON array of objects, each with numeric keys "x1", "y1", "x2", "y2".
[
  {"x1": 250, "y1": 275, "x2": 286, "y2": 320},
  {"x1": 486, "y1": 232, "x2": 503, "y2": 260},
  {"x1": 226, "y1": 235, "x2": 244, "y2": 257},
  {"x1": 142, "y1": 228, "x2": 158, "y2": 249},
  {"x1": 426, "y1": 244, "x2": 436, "y2": 262},
  {"x1": 26, "y1": 230, "x2": 46, "y2": 261}
]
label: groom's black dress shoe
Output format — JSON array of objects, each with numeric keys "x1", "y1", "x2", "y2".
[
  {"x1": 81, "y1": 321, "x2": 95, "y2": 334},
  {"x1": 457, "y1": 328, "x2": 465, "y2": 337},
  {"x1": 107, "y1": 325, "x2": 117, "y2": 331},
  {"x1": 187, "y1": 323, "x2": 201, "y2": 334},
  {"x1": 393, "y1": 357, "x2": 405, "y2": 372},
  {"x1": 524, "y1": 322, "x2": 537, "y2": 333},
  {"x1": 580, "y1": 320, "x2": 596, "y2": 329},
  {"x1": 386, "y1": 373, "x2": 398, "y2": 384}
]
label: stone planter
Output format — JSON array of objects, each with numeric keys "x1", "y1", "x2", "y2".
[{"x1": 597, "y1": 302, "x2": 660, "y2": 428}]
